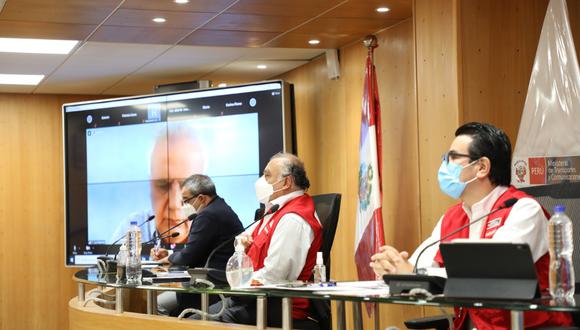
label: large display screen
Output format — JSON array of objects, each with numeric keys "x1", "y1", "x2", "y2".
[{"x1": 63, "y1": 81, "x2": 293, "y2": 266}]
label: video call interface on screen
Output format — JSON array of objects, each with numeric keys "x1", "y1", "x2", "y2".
[{"x1": 64, "y1": 82, "x2": 289, "y2": 265}]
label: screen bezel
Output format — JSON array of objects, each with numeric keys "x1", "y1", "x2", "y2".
[{"x1": 62, "y1": 80, "x2": 294, "y2": 267}]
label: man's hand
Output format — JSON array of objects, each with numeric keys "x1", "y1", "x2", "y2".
[
  {"x1": 369, "y1": 245, "x2": 414, "y2": 277},
  {"x1": 236, "y1": 233, "x2": 253, "y2": 250},
  {"x1": 158, "y1": 256, "x2": 170, "y2": 265},
  {"x1": 150, "y1": 247, "x2": 169, "y2": 261}
]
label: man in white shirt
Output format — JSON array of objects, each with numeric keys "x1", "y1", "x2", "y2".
[
  {"x1": 369, "y1": 122, "x2": 571, "y2": 329},
  {"x1": 243, "y1": 153, "x2": 322, "y2": 286},
  {"x1": 201, "y1": 153, "x2": 322, "y2": 330}
]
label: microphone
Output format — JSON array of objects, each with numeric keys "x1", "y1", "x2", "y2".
[
  {"x1": 152, "y1": 213, "x2": 197, "y2": 244},
  {"x1": 143, "y1": 231, "x2": 179, "y2": 245},
  {"x1": 188, "y1": 204, "x2": 280, "y2": 281},
  {"x1": 113, "y1": 231, "x2": 180, "y2": 261},
  {"x1": 141, "y1": 214, "x2": 156, "y2": 227},
  {"x1": 98, "y1": 214, "x2": 155, "y2": 272},
  {"x1": 204, "y1": 204, "x2": 279, "y2": 269},
  {"x1": 103, "y1": 215, "x2": 156, "y2": 257},
  {"x1": 106, "y1": 232, "x2": 181, "y2": 279},
  {"x1": 383, "y1": 198, "x2": 518, "y2": 295},
  {"x1": 116, "y1": 232, "x2": 180, "y2": 269},
  {"x1": 254, "y1": 204, "x2": 265, "y2": 221},
  {"x1": 413, "y1": 197, "x2": 518, "y2": 273}
]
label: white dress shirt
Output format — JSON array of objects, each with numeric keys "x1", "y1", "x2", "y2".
[
  {"x1": 246, "y1": 190, "x2": 320, "y2": 284},
  {"x1": 409, "y1": 185, "x2": 549, "y2": 271}
]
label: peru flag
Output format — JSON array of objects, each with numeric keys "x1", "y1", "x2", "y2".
[{"x1": 354, "y1": 47, "x2": 386, "y2": 282}]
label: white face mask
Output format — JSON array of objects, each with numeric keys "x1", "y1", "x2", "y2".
[
  {"x1": 181, "y1": 202, "x2": 197, "y2": 219},
  {"x1": 255, "y1": 176, "x2": 274, "y2": 204},
  {"x1": 254, "y1": 176, "x2": 285, "y2": 204}
]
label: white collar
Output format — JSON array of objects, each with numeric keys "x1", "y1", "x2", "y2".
[
  {"x1": 267, "y1": 190, "x2": 305, "y2": 212},
  {"x1": 462, "y1": 185, "x2": 508, "y2": 219}
]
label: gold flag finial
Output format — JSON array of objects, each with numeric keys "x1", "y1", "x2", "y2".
[{"x1": 363, "y1": 35, "x2": 378, "y2": 49}]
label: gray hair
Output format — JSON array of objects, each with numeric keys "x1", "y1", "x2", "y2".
[
  {"x1": 181, "y1": 174, "x2": 216, "y2": 197},
  {"x1": 270, "y1": 153, "x2": 310, "y2": 190}
]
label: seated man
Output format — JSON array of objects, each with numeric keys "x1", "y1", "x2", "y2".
[
  {"x1": 152, "y1": 174, "x2": 243, "y2": 316},
  {"x1": 202, "y1": 153, "x2": 322, "y2": 330},
  {"x1": 370, "y1": 122, "x2": 572, "y2": 329}
]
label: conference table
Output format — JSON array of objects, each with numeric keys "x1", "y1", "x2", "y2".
[{"x1": 72, "y1": 268, "x2": 580, "y2": 330}]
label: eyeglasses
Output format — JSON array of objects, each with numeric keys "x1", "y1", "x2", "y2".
[
  {"x1": 442, "y1": 151, "x2": 473, "y2": 164},
  {"x1": 181, "y1": 194, "x2": 198, "y2": 206}
]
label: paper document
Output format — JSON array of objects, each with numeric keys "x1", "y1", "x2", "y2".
[
  {"x1": 250, "y1": 280, "x2": 389, "y2": 295},
  {"x1": 315, "y1": 281, "x2": 390, "y2": 296}
]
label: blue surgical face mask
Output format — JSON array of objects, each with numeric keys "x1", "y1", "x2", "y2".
[{"x1": 437, "y1": 159, "x2": 478, "y2": 199}]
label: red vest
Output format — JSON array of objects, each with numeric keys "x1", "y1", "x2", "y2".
[
  {"x1": 434, "y1": 186, "x2": 572, "y2": 330},
  {"x1": 247, "y1": 194, "x2": 322, "y2": 319}
]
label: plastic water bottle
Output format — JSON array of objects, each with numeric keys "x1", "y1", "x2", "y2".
[
  {"x1": 116, "y1": 243, "x2": 127, "y2": 283},
  {"x1": 125, "y1": 221, "x2": 142, "y2": 284},
  {"x1": 226, "y1": 237, "x2": 254, "y2": 288},
  {"x1": 312, "y1": 252, "x2": 326, "y2": 283},
  {"x1": 548, "y1": 205, "x2": 575, "y2": 298}
]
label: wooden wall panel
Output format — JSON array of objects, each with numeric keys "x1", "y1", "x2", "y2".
[
  {"x1": 568, "y1": 0, "x2": 580, "y2": 58},
  {"x1": 460, "y1": 0, "x2": 548, "y2": 142},
  {"x1": 414, "y1": 0, "x2": 461, "y2": 238},
  {"x1": 0, "y1": 94, "x2": 111, "y2": 330},
  {"x1": 375, "y1": 20, "x2": 422, "y2": 256},
  {"x1": 460, "y1": 0, "x2": 580, "y2": 144}
]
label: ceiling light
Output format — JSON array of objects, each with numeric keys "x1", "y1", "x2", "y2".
[
  {"x1": 376, "y1": 7, "x2": 390, "y2": 13},
  {"x1": 174, "y1": 0, "x2": 189, "y2": 3},
  {"x1": 0, "y1": 74, "x2": 45, "y2": 85},
  {"x1": 217, "y1": 83, "x2": 227, "y2": 87},
  {"x1": 308, "y1": 39, "x2": 320, "y2": 45},
  {"x1": 0, "y1": 38, "x2": 78, "y2": 55},
  {"x1": 152, "y1": 17, "x2": 166, "y2": 23},
  {"x1": 257, "y1": 64, "x2": 267, "y2": 70}
]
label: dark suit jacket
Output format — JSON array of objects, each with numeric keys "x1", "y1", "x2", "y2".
[{"x1": 169, "y1": 196, "x2": 243, "y2": 283}]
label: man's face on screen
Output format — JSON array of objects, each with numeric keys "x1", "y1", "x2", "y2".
[{"x1": 150, "y1": 132, "x2": 205, "y2": 244}]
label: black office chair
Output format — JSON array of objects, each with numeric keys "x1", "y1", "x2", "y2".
[
  {"x1": 520, "y1": 181, "x2": 580, "y2": 286},
  {"x1": 405, "y1": 182, "x2": 580, "y2": 330},
  {"x1": 312, "y1": 193, "x2": 342, "y2": 280},
  {"x1": 520, "y1": 181, "x2": 580, "y2": 329},
  {"x1": 309, "y1": 193, "x2": 342, "y2": 330}
]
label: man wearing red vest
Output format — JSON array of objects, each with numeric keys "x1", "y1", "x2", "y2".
[
  {"x1": 370, "y1": 122, "x2": 572, "y2": 329},
  {"x1": 203, "y1": 153, "x2": 322, "y2": 330}
]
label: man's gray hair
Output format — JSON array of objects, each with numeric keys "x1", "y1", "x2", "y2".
[
  {"x1": 181, "y1": 174, "x2": 216, "y2": 197},
  {"x1": 270, "y1": 153, "x2": 310, "y2": 190}
]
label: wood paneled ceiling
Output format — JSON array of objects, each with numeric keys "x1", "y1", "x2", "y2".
[{"x1": 0, "y1": 0, "x2": 411, "y2": 95}]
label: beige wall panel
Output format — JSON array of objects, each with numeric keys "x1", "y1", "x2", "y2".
[
  {"x1": 0, "y1": 94, "x2": 113, "y2": 330},
  {"x1": 460, "y1": 0, "x2": 580, "y2": 145},
  {"x1": 374, "y1": 18, "x2": 425, "y2": 325},
  {"x1": 414, "y1": 0, "x2": 461, "y2": 238},
  {"x1": 568, "y1": 0, "x2": 580, "y2": 57},
  {"x1": 460, "y1": 0, "x2": 548, "y2": 142},
  {"x1": 375, "y1": 20, "x2": 422, "y2": 255}
]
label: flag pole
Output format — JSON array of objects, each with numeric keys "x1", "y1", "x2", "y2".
[{"x1": 358, "y1": 34, "x2": 385, "y2": 323}]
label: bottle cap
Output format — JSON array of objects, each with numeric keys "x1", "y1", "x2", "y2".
[
  {"x1": 316, "y1": 251, "x2": 323, "y2": 265},
  {"x1": 130, "y1": 220, "x2": 138, "y2": 225},
  {"x1": 554, "y1": 205, "x2": 566, "y2": 213}
]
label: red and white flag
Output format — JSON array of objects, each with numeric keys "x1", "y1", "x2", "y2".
[{"x1": 354, "y1": 45, "x2": 386, "y2": 282}]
